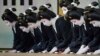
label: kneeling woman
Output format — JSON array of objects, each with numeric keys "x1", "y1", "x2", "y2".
[
  {"x1": 37, "y1": 6, "x2": 57, "y2": 53},
  {"x1": 1, "y1": 8, "x2": 23, "y2": 53}
]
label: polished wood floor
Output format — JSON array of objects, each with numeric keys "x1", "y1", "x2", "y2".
[{"x1": 0, "y1": 52, "x2": 100, "y2": 56}]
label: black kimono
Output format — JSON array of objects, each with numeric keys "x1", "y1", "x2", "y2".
[
  {"x1": 1, "y1": 11, "x2": 23, "y2": 51},
  {"x1": 55, "y1": 17, "x2": 72, "y2": 51},
  {"x1": 18, "y1": 31, "x2": 35, "y2": 52},
  {"x1": 14, "y1": 22, "x2": 35, "y2": 52},
  {"x1": 40, "y1": 23, "x2": 57, "y2": 52},
  {"x1": 84, "y1": 9, "x2": 100, "y2": 52},
  {"x1": 87, "y1": 27, "x2": 100, "y2": 52},
  {"x1": 12, "y1": 22, "x2": 23, "y2": 51},
  {"x1": 31, "y1": 27, "x2": 43, "y2": 52},
  {"x1": 65, "y1": 7, "x2": 85, "y2": 53},
  {"x1": 69, "y1": 25, "x2": 85, "y2": 53},
  {"x1": 81, "y1": 23, "x2": 94, "y2": 46}
]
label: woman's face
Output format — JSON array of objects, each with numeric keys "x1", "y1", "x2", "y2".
[
  {"x1": 90, "y1": 20, "x2": 100, "y2": 27},
  {"x1": 62, "y1": 7, "x2": 68, "y2": 15},
  {"x1": 19, "y1": 26, "x2": 29, "y2": 33},
  {"x1": 4, "y1": 20, "x2": 12, "y2": 27},
  {"x1": 41, "y1": 19, "x2": 52, "y2": 26},
  {"x1": 28, "y1": 22, "x2": 37, "y2": 29},
  {"x1": 4, "y1": 20, "x2": 16, "y2": 27},
  {"x1": 71, "y1": 19, "x2": 82, "y2": 26}
]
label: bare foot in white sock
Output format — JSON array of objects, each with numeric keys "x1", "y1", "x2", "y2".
[
  {"x1": 93, "y1": 49, "x2": 100, "y2": 55},
  {"x1": 42, "y1": 50, "x2": 47, "y2": 53},
  {"x1": 49, "y1": 47, "x2": 57, "y2": 54},
  {"x1": 62, "y1": 47, "x2": 70, "y2": 54},
  {"x1": 76, "y1": 46, "x2": 89, "y2": 54},
  {"x1": 76, "y1": 45, "x2": 85, "y2": 54},
  {"x1": 28, "y1": 49, "x2": 34, "y2": 53}
]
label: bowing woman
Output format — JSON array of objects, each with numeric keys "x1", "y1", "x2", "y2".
[
  {"x1": 37, "y1": 5, "x2": 57, "y2": 53},
  {"x1": 23, "y1": 7, "x2": 44, "y2": 53},
  {"x1": 61, "y1": 3, "x2": 84, "y2": 54},
  {"x1": 77, "y1": 1, "x2": 100, "y2": 54},
  {"x1": 1, "y1": 8, "x2": 22, "y2": 53},
  {"x1": 49, "y1": 0, "x2": 81, "y2": 53}
]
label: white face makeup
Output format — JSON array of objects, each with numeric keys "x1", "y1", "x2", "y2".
[
  {"x1": 4, "y1": 20, "x2": 12, "y2": 27},
  {"x1": 90, "y1": 21, "x2": 100, "y2": 27},
  {"x1": 62, "y1": 7, "x2": 68, "y2": 15},
  {"x1": 4, "y1": 20, "x2": 16, "y2": 27},
  {"x1": 41, "y1": 19, "x2": 52, "y2": 26},
  {"x1": 28, "y1": 23, "x2": 37, "y2": 29},
  {"x1": 20, "y1": 26, "x2": 29, "y2": 33},
  {"x1": 71, "y1": 19, "x2": 83, "y2": 26}
]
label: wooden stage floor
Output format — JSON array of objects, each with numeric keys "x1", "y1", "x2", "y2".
[{"x1": 0, "y1": 53, "x2": 100, "y2": 56}]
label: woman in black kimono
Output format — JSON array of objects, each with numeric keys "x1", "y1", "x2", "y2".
[
  {"x1": 37, "y1": 6, "x2": 57, "y2": 53},
  {"x1": 23, "y1": 8, "x2": 44, "y2": 53},
  {"x1": 18, "y1": 17, "x2": 35, "y2": 52},
  {"x1": 1, "y1": 8, "x2": 23, "y2": 53},
  {"x1": 60, "y1": 4, "x2": 84, "y2": 54},
  {"x1": 76, "y1": 1, "x2": 100, "y2": 54},
  {"x1": 49, "y1": 0, "x2": 81, "y2": 53}
]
